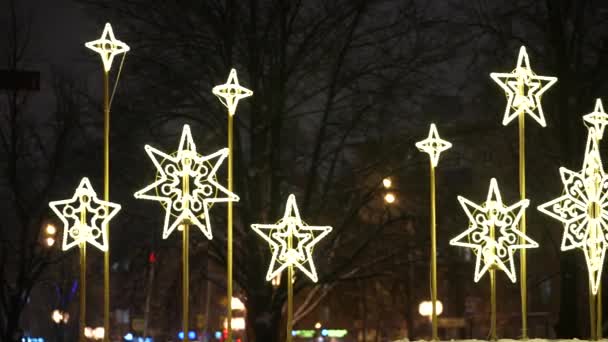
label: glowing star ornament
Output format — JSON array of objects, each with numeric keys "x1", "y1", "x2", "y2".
[
  {"x1": 212, "y1": 69, "x2": 253, "y2": 115},
  {"x1": 134, "y1": 124, "x2": 239, "y2": 239},
  {"x1": 251, "y1": 195, "x2": 332, "y2": 282},
  {"x1": 584, "y1": 99, "x2": 608, "y2": 140},
  {"x1": 85, "y1": 23, "x2": 130, "y2": 72},
  {"x1": 416, "y1": 123, "x2": 452, "y2": 167},
  {"x1": 451, "y1": 178, "x2": 537, "y2": 282},
  {"x1": 538, "y1": 128, "x2": 608, "y2": 294},
  {"x1": 49, "y1": 177, "x2": 121, "y2": 252},
  {"x1": 490, "y1": 46, "x2": 557, "y2": 127}
]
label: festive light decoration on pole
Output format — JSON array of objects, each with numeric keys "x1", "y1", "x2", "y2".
[
  {"x1": 212, "y1": 68, "x2": 252, "y2": 341},
  {"x1": 85, "y1": 22, "x2": 129, "y2": 342},
  {"x1": 416, "y1": 123, "x2": 451, "y2": 340},
  {"x1": 251, "y1": 194, "x2": 332, "y2": 342},
  {"x1": 490, "y1": 45, "x2": 556, "y2": 338},
  {"x1": 451, "y1": 178, "x2": 536, "y2": 340},
  {"x1": 49, "y1": 177, "x2": 121, "y2": 342},
  {"x1": 134, "y1": 124, "x2": 238, "y2": 342},
  {"x1": 584, "y1": 99, "x2": 608, "y2": 140}
]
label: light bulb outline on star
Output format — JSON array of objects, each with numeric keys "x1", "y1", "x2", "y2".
[
  {"x1": 85, "y1": 22, "x2": 130, "y2": 72},
  {"x1": 134, "y1": 124, "x2": 239, "y2": 240},
  {"x1": 450, "y1": 178, "x2": 537, "y2": 283},
  {"x1": 212, "y1": 68, "x2": 253, "y2": 116},
  {"x1": 416, "y1": 123, "x2": 452, "y2": 167},
  {"x1": 49, "y1": 177, "x2": 121, "y2": 252},
  {"x1": 251, "y1": 194, "x2": 332, "y2": 283},
  {"x1": 490, "y1": 46, "x2": 557, "y2": 127}
]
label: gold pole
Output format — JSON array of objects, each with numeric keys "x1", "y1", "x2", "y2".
[
  {"x1": 490, "y1": 221, "x2": 497, "y2": 341},
  {"x1": 182, "y1": 162, "x2": 191, "y2": 342},
  {"x1": 518, "y1": 85, "x2": 528, "y2": 340},
  {"x1": 227, "y1": 113, "x2": 234, "y2": 341},
  {"x1": 286, "y1": 234, "x2": 294, "y2": 342},
  {"x1": 598, "y1": 283, "x2": 602, "y2": 339},
  {"x1": 430, "y1": 161, "x2": 438, "y2": 340},
  {"x1": 79, "y1": 209, "x2": 87, "y2": 342},
  {"x1": 102, "y1": 68, "x2": 111, "y2": 342},
  {"x1": 591, "y1": 282, "x2": 597, "y2": 340}
]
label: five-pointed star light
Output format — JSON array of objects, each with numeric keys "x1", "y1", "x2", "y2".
[
  {"x1": 451, "y1": 178, "x2": 537, "y2": 283},
  {"x1": 416, "y1": 123, "x2": 452, "y2": 167},
  {"x1": 251, "y1": 194, "x2": 332, "y2": 282},
  {"x1": 212, "y1": 68, "x2": 253, "y2": 115},
  {"x1": 49, "y1": 177, "x2": 121, "y2": 252},
  {"x1": 134, "y1": 124, "x2": 239, "y2": 240},
  {"x1": 538, "y1": 128, "x2": 608, "y2": 294},
  {"x1": 584, "y1": 99, "x2": 608, "y2": 140},
  {"x1": 85, "y1": 23, "x2": 130, "y2": 72},
  {"x1": 490, "y1": 46, "x2": 557, "y2": 127}
]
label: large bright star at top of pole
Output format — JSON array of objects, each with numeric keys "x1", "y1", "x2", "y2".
[
  {"x1": 451, "y1": 178, "x2": 537, "y2": 283},
  {"x1": 85, "y1": 23, "x2": 130, "y2": 72},
  {"x1": 134, "y1": 124, "x2": 239, "y2": 240},
  {"x1": 212, "y1": 69, "x2": 253, "y2": 116},
  {"x1": 538, "y1": 128, "x2": 608, "y2": 294},
  {"x1": 49, "y1": 177, "x2": 121, "y2": 252},
  {"x1": 584, "y1": 99, "x2": 608, "y2": 140},
  {"x1": 490, "y1": 46, "x2": 557, "y2": 127},
  {"x1": 416, "y1": 123, "x2": 452, "y2": 167},
  {"x1": 251, "y1": 194, "x2": 332, "y2": 282}
]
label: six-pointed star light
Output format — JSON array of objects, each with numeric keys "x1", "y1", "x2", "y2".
[
  {"x1": 85, "y1": 23, "x2": 130, "y2": 72},
  {"x1": 251, "y1": 194, "x2": 332, "y2": 282},
  {"x1": 451, "y1": 178, "x2": 537, "y2": 283},
  {"x1": 490, "y1": 46, "x2": 557, "y2": 127},
  {"x1": 416, "y1": 123, "x2": 452, "y2": 167},
  {"x1": 49, "y1": 177, "x2": 121, "y2": 252},
  {"x1": 538, "y1": 128, "x2": 608, "y2": 294},
  {"x1": 212, "y1": 68, "x2": 253, "y2": 115},
  {"x1": 134, "y1": 124, "x2": 239, "y2": 240},
  {"x1": 584, "y1": 99, "x2": 608, "y2": 140}
]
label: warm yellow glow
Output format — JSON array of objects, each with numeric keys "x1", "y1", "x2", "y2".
[
  {"x1": 212, "y1": 69, "x2": 253, "y2": 116},
  {"x1": 382, "y1": 177, "x2": 392, "y2": 189},
  {"x1": 46, "y1": 237, "x2": 56, "y2": 247},
  {"x1": 49, "y1": 178, "x2": 121, "y2": 252},
  {"x1": 384, "y1": 192, "x2": 396, "y2": 204},
  {"x1": 583, "y1": 99, "x2": 608, "y2": 140},
  {"x1": 451, "y1": 178, "x2": 537, "y2": 282},
  {"x1": 46, "y1": 224, "x2": 57, "y2": 235},
  {"x1": 271, "y1": 275, "x2": 281, "y2": 287},
  {"x1": 223, "y1": 317, "x2": 246, "y2": 331},
  {"x1": 538, "y1": 128, "x2": 608, "y2": 294},
  {"x1": 52, "y1": 310, "x2": 63, "y2": 324},
  {"x1": 419, "y1": 300, "x2": 443, "y2": 317},
  {"x1": 315, "y1": 322, "x2": 322, "y2": 329},
  {"x1": 490, "y1": 46, "x2": 557, "y2": 127},
  {"x1": 84, "y1": 23, "x2": 130, "y2": 72},
  {"x1": 85, "y1": 327, "x2": 105, "y2": 340},
  {"x1": 134, "y1": 124, "x2": 239, "y2": 240},
  {"x1": 251, "y1": 194, "x2": 332, "y2": 282},
  {"x1": 416, "y1": 123, "x2": 452, "y2": 167},
  {"x1": 231, "y1": 297, "x2": 246, "y2": 311}
]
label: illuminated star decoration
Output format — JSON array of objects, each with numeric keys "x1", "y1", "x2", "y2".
[
  {"x1": 49, "y1": 177, "x2": 121, "y2": 252},
  {"x1": 134, "y1": 124, "x2": 239, "y2": 240},
  {"x1": 85, "y1": 23, "x2": 130, "y2": 72},
  {"x1": 212, "y1": 69, "x2": 253, "y2": 115},
  {"x1": 416, "y1": 123, "x2": 452, "y2": 167},
  {"x1": 490, "y1": 46, "x2": 557, "y2": 127},
  {"x1": 451, "y1": 178, "x2": 537, "y2": 282},
  {"x1": 251, "y1": 194, "x2": 332, "y2": 282},
  {"x1": 538, "y1": 127, "x2": 608, "y2": 294},
  {"x1": 583, "y1": 99, "x2": 608, "y2": 140}
]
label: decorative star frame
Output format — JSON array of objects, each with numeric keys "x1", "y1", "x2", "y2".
[
  {"x1": 85, "y1": 23, "x2": 130, "y2": 72},
  {"x1": 134, "y1": 124, "x2": 239, "y2": 240},
  {"x1": 416, "y1": 123, "x2": 452, "y2": 167},
  {"x1": 49, "y1": 177, "x2": 121, "y2": 252},
  {"x1": 584, "y1": 99, "x2": 608, "y2": 140},
  {"x1": 251, "y1": 194, "x2": 332, "y2": 283},
  {"x1": 212, "y1": 68, "x2": 253, "y2": 115},
  {"x1": 538, "y1": 128, "x2": 608, "y2": 294},
  {"x1": 490, "y1": 46, "x2": 557, "y2": 127},
  {"x1": 451, "y1": 178, "x2": 537, "y2": 282}
]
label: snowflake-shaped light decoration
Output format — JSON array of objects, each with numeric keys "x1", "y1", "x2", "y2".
[
  {"x1": 416, "y1": 123, "x2": 452, "y2": 167},
  {"x1": 85, "y1": 23, "x2": 130, "y2": 72},
  {"x1": 584, "y1": 99, "x2": 608, "y2": 140},
  {"x1": 49, "y1": 177, "x2": 121, "y2": 252},
  {"x1": 538, "y1": 128, "x2": 608, "y2": 294},
  {"x1": 212, "y1": 69, "x2": 253, "y2": 116},
  {"x1": 134, "y1": 124, "x2": 239, "y2": 239},
  {"x1": 490, "y1": 46, "x2": 557, "y2": 127},
  {"x1": 251, "y1": 194, "x2": 332, "y2": 282},
  {"x1": 451, "y1": 178, "x2": 537, "y2": 282}
]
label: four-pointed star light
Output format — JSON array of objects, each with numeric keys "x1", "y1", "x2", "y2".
[
  {"x1": 490, "y1": 46, "x2": 557, "y2": 127},
  {"x1": 584, "y1": 99, "x2": 608, "y2": 140},
  {"x1": 451, "y1": 178, "x2": 537, "y2": 283},
  {"x1": 49, "y1": 177, "x2": 121, "y2": 252},
  {"x1": 416, "y1": 123, "x2": 452, "y2": 167},
  {"x1": 251, "y1": 194, "x2": 332, "y2": 282},
  {"x1": 85, "y1": 23, "x2": 130, "y2": 72},
  {"x1": 134, "y1": 124, "x2": 239, "y2": 239},
  {"x1": 212, "y1": 68, "x2": 253, "y2": 115}
]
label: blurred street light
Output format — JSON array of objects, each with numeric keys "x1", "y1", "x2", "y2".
[
  {"x1": 418, "y1": 300, "x2": 443, "y2": 318},
  {"x1": 84, "y1": 326, "x2": 104, "y2": 340},
  {"x1": 46, "y1": 224, "x2": 57, "y2": 235},
  {"x1": 43, "y1": 223, "x2": 57, "y2": 248},
  {"x1": 315, "y1": 322, "x2": 322, "y2": 329},
  {"x1": 382, "y1": 177, "x2": 392, "y2": 189},
  {"x1": 384, "y1": 192, "x2": 396, "y2": 204}
]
